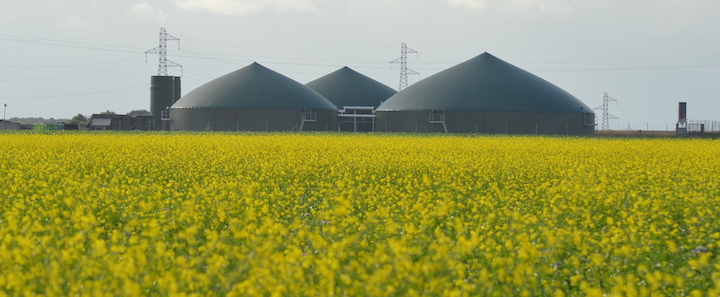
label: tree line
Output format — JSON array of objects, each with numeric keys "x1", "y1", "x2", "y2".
[{"x1": 8, "y1": 110, "x2": 150, "y2": 127}]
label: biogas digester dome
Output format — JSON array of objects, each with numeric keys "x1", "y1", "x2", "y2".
[
  {"x1": 306, "y1": 66, "x2": 397, "y2": 132},
  {"x1": 305, "y1": 66, "x2": 397, "y2": 109},
  {"x1": 375, "y1": 53, "x2": 595, "y2": 134},
  {"x1": 170, "y1": 63, "x2": 337, "y2": 131}
]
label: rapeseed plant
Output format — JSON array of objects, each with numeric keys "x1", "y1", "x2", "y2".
[{"x1": 0, "y1": 131, "x2": 718, "y2": 296}]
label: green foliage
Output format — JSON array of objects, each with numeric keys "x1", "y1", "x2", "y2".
[
  {"x1": 66, "y1": 114, "x2": 89, "y2": 126},
  {"x1": 7, "y1": 117, "x2": 65, "y2": 125},
  {"x1": 127, "y1": 109, "x2": 150, "y2": 116}
]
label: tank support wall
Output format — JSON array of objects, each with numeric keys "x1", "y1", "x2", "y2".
[
  {"x1": 170, "y1": 108, "x2": 337, "y2": 132},
  {"x1": 374, "y1": 111, "x2": 595, "y2": 135}
]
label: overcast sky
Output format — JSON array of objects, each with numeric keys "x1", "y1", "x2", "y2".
[{"x1": 1, "y1": 0, "x2": 718, "y2": 130}]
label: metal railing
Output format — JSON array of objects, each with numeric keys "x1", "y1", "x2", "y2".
[{"x1": 687, "y1": 120, "x2": 720, "y2": 132}]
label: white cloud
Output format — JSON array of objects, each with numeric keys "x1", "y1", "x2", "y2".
[
  {"x1": 441, "y1": 0, "x2": 572, "y2": 14},
  {"x1": 126, "y1": 2, "x2": 157, "y2": 19},
  {"x1": 443, "y1": 0, "x2": 487, "y2": 10},
  {"x1": 156, "y1": 9, "x2": 167, "y2": 23},
  {"x1": 539, "y1": 2, "x2": 572, "y2": 14},
  {"x1": 174, "y1": 0, "x2": 318, "y2": 15},
  {"x1": 125, "y1": 2, "x2": 168, "y2": 23},
  {"x1": 61, "y1": 16, "x2": 88, "y2": 29}
]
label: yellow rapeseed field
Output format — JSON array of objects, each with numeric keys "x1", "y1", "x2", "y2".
[{"x1": 1, "y1": 131, "x2": 719, "y2": 296}]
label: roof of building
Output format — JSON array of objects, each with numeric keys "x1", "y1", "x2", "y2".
[
  {"x1": 376, "y1": 52, "x2": 592, "y2": 113},
  {"x1": 172, "y1": 62, "x2": 336, "y2": 110},
  {"x1": 89, "y1": 118, "x2": 112, "y2": 127},
  {"x1": 305, "y1": 67, "x2": 397, "y2": 108}
]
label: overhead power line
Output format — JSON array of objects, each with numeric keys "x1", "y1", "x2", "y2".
[
  {"x1": 175, "y1": 33, "x2": 396, "y2": 55},
  {"x1": 519, "y1": 54, "x2": 720, "y2": 65},
  {"x1": 0, "y1": 63, "x2": 146, "y2": 82},
  {"x1": 0, "y1": 84, "x2": 148, "y2": 99},
  {"x1": 0, "y1": 34, "x2": 145, "y2": 54},
  {"x1": 177, "y1": 49, "x2": 395, "y2": 65},
  {"x1": 0, "y1": 58, "x2": 141, "y2": 69},
  {"x1": 528, "y1": 64, "x2": 720, "y2": 72}
]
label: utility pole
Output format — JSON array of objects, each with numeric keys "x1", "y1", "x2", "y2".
[
  {"x1": 145, "y1": 27, "x2": 182, "y2": 76},
  {"x1": 594, "y1": 92, "x2": 619, "y2": 130},
  {"x1": 390, "y1": 42, "x2": 419, "y2": 91}
]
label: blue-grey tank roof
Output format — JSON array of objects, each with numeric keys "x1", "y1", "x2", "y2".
[
  {"x1": 376, "y1": 53, "x2": 592, "y2": 113},
  {"x1": 305, "y1": 67, "x2": 397, "y2": 108},
  {"x1": 172, "y1": 62, "x2": 337, "y2": 110}
]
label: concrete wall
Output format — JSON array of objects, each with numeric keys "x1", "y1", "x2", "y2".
[
  {"x1": 170, "y1": 108, "x2": 337, "y2": 132},
  {"x1": 374, "y1": 111, "x2": 595, "y2": 135}
]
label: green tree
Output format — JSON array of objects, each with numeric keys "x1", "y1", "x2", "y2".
[
  {"x1": 127, "y1": 109, "x2": 150, "y2": 116},
  {"x1": 67, "y1": 114, "x2": 89, "y2": 126}
]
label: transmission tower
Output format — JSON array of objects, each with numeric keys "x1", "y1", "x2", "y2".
[
  {"x1": 145, "y1": 27, "x2": 182, "y2": 76},
  {"x1": 390, "y1": 42, "x2": 419, "y2": 91},
  {"x1": 594, "y1": 92, "x2": 619, "y2": 130}
]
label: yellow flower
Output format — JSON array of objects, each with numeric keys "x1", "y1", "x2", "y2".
[{"x1": 1, "y1": 132, "x2": 719, "y2": 295}]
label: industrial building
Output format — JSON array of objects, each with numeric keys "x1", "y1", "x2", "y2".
[
  {"x1": 305, "y1": 67, "x2": 396, "y2": 132},
  {"x1": 155, "y1": 53, "x2": 594, "y2": 134},
  {"x1": 88, "y1": 75, "x2": 178, "y2": 131},
  {"x1": 169, "y1": 63, "x2": 337, "y2": 131},
  {"x1": 141, "y1": 28, "x2": 594, "y2": 134},
  {"x1": 88, "y1": 114, "x2": 154, "y2": 130},
  {"x1": 0, "y1": 120, "x2": 21, "y2": 130},
  {"x1": 374, "y1": 53, "x2": 595, "y2": 135}
]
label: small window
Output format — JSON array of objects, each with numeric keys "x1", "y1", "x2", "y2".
[
  {"x1": 429, "y1": 112, "x2": 445, "y2": 123},
  {"x1": 302, "y1": 112, "x2": 317, "y2": 122}
]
